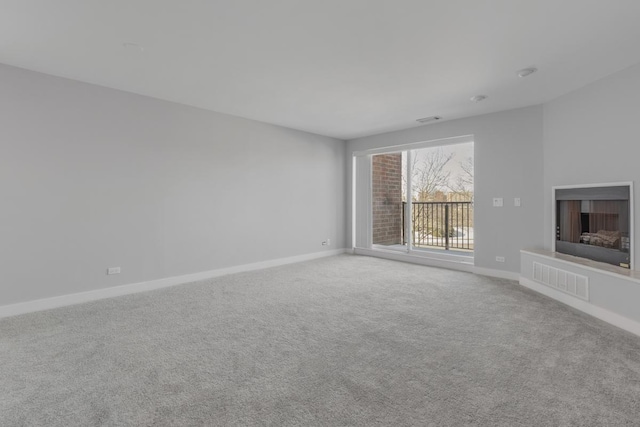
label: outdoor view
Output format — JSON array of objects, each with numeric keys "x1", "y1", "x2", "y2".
[{"x1": 372, "y1": 142, "x2": 474, "y2": 252}]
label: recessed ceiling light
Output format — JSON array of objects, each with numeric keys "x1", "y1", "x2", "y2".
[
  {"x1": 416, "y1": 116, "x2": 442, "y2": 124},
  {"x1": 123, "y1": 42, "x2": 144, "y2": 52},
  {"x1": 517, "y1": 67, "x2": 538, "y2": 78},
  {"x1": 470, "y1": 95, "x2": 488, "y2": 102}
]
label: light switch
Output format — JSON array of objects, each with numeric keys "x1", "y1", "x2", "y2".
[
  {"x1": 514, "y1": 198, "x2": 521, "y2": 207},
  {"x1": 493, "y1": 197, "x2": 503, "y2": 207}
]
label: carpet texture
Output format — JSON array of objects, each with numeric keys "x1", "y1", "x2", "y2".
[{"x1": 1, "y1": 254, "x2": 640, "y2": 426}]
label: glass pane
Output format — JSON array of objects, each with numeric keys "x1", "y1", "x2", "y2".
[{"x1": 409, "y1": 143, "x2": 474, "y2": 252}]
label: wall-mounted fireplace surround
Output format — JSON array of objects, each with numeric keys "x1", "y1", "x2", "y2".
[{"x1": 554, "y1": 183, "x2": 632, "y2": 269}]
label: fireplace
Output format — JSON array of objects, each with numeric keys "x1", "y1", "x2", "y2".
[{"x1": 554, "y1": 184, "x2": 632, "y2": 268}]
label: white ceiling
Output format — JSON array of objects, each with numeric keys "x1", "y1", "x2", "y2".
[{"x1": 2, "y1": 1, "x2": 640, "y2": 140}]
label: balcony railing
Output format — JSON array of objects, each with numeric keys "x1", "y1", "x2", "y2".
[{"x1": 402, "y1": 201, "x2": 474, "y2": 251}]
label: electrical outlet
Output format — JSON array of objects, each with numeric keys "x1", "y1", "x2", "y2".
[
  {"x1": 107, "y1": 267, "x2": 121, "y2": 275},
  {"x1": 514, "y1": 198, "x2": 521, "y2": 207},
  {"x1": 493, "y1": 198, "x2": 503, "y2": 207},
  {"x1": 495, "y1": 256, "x2": 505, "y2": 263},
  {"x1": 326, "y1": 238, "x2": 331, "y2": 246}
]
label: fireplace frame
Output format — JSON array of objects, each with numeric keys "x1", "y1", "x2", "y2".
[{"x1": 551, "y1": 182, "x2": 634, "y2": 270}]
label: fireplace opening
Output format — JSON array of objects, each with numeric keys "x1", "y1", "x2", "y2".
[{"x1": 555, "y1": 185, "x2": 631, "y2": 268}]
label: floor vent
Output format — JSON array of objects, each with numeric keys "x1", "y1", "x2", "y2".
[{"x1": 532, "y1": 262, "x2": 589, "y2": 301}]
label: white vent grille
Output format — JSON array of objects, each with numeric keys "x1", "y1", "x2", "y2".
[{"x1": 532, "y1": 262, "x2": 589, "y2": 301}]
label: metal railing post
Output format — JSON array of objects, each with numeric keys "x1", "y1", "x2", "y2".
[
  {"x1": 401, "y1": 201, "x2": 471, "y2": 251},
  {"x1": 444, "y1": 204, "x2": 449, "y2": 250}
]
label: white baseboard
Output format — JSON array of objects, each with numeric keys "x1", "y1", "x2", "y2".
[
  {"x1": 352, "y1": 247, "x2": 521, "y2": 281},
  {"x1": 474, "y1": 267, "x2": 520, "y2": 281},
  {"x1": 519, "y1": 277, "x2": 640, "y2": 337},
  {"x1": 0, "y1": 248, "x2": 347, "y2": 319}
]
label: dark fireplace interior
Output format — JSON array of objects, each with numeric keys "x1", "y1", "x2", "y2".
[{"x1": 555, "y1": 185, "x2": 631, "y2": 268}]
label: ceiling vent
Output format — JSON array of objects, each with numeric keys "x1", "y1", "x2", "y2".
[{"x1": 416, "y1": 116, "x2": 442, "y2": 124}]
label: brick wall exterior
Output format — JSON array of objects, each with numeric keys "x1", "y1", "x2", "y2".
[{"x1": 372, "y1": 153, "x2": 403, "y2": 245}]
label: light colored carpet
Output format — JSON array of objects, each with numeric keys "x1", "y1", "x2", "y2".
[{"x1": 1, "y1": 254, "x2": 640, "y2": 426}]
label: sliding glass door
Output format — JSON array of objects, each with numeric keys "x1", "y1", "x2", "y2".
[
  {"x1": 358, "y1": 138, "x2": 474, "y2": 255},
  {"x1": 408, "y1": 145, "x2": 474, "y2": 252}
]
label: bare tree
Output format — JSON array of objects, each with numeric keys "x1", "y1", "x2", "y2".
[
  {"x1": 449, "y1": 156, "x2": 473, "y2": 201},
  {"x1": 456, "y1": 156, "x2": 473, "y2": 191},
  {"x1": 411, "y1": 148, "x2": 454, "y2": 201},
  {"x1": 400, "y1": 149, "x2": 455, "y2": 242}
]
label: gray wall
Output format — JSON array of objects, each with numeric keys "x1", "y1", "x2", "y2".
[
  {"x1": 0, "y1": 64, "x2": 346, "y2": 305},
  {"x1": 543, "y1": 62, "x2": 640, "y2": 268},
  {"x1": 347, "y1": 106, "x2": 545, "y2": 273}
]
